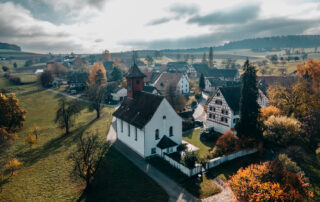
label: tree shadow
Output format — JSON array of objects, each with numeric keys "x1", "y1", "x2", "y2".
[{"x1": 17, "y1": 119, "x2": 97, "y2": 167}]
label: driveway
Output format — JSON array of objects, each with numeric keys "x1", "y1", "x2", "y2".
[{"x1": 193, "y1": 92, "x2": 208, "y2": 126}]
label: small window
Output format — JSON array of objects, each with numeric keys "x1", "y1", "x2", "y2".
[
  {"x1": 121, "y1": 120, "x2": 123, "y2": 132},
  {"x1": 135, "y1": 127, "x2": 138, "y2": 141},
  {"x1": 209, "y1": 114, "x2": 212, "y2": 118},
  {"x1": 155, "y1": 129, "x2": 159, "y2": 140},
  {"x1": 221, "y1": 109, "x2": 224, "y2": 114},
  {"x1": 212, "y1": 114, "x2": 215, "y2": 119},
  {"x1": 209, "y1": 106, "x2": 213, "y2": 111},
  {"x1": 151, "y1": 148, "x2": 156, "y2": 154},
  {"x1": 169, "y1": 126, "x2": 173, "y2": 137},
  {"x1": 213, "y1": 107, "x2": 216, "y2": 112},
  {"x1": 215, "y1": 100, "x2": 222, "y2": 105},
  {"x1": 136, "y1": 79, "x2": 140, "y2": 84},
  {"x1": 217, "y1": 93, "x2": 220, "y2": 96},
  {"x1": 163, "y1": 116, "x2": 166, "y2": 120},
  {"x1": 128, "y1": 123, "x2": 130, "y2": 136},
  {"x1": 225, "y1": 110, "x2": 228, "y2": 115}
]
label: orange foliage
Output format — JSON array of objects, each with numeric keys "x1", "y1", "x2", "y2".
[
  {"x1": 228, "y1": 162, "x2": 313, "y2": 202},
  {"x1": 260, "y1": 105, "x2": 282, "y2": 121},
  {"x1": 297, "y1": 59, "x2": 320, "y2": 92},
  {"x1": 214, "y1": 132, "x2": 240, "y2": 156},
  {"x1": 89, "y1": 62, "x2": 107, "y2": 85}
]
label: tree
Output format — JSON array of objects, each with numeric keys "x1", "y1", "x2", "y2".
[
  {"x1": 225, "y1": 58, "x2": 236, "y2": 69},
  {"x1": 2, "y1": 66, "x2": 8, "y2": 72},
  {"x1": 0, "y1": 93, "x2": 26, "y2": 146},
  {"x1": 214, "y1": 131, "x2": 240, "y2": 156},
  {"x1": 89, "y1": 62, "x2": 106, "y2": 85},
  {"x1": 209, "y1": 47, "x2": 214, "y2": 68},
  {"x1": 263, "y1": 115, "x2": 302, "y2": 146},
  {"x1": 259, "y1": 105, "x2": 282, "y2": 121},
  {"x1": 297, "y1": 59, "x2": 320, "y2": 93},
  {"x1": 87, "y1": 84, "x2": 105, "y2": 118},
  {"x1": 39, "y1": 69, "x2": 54, "y2": 87},
  {"x1": 47, "y1": 62, "x2": 67, "y2": 78},
  {"x1": 182, "y1": 152, "x2": 198, "y2": 168},
  {"x1": 201, "y1": 53, "x2": 207, "y2": 64},
  {"x1": 13, "y1": 62, "x2": 17, "y2": 69},
  {"x1": 24, "y1": 133, "x2": 37, "y2": 148},
  {"x1": 165, "y1": 83, "x2": 186, "y2": 112},
  {"x1": 199, "y1": 73, "x2": 205, "y2": 91},
  {"x1": 5, "y1": 158, "x2": 23, "y2": 177},
  {"x1": 70, "y1": 134, "x2": 110, "y2": 191},
  {"x1": 236, "y1": 60, "x2": 261, "y2": 139},
  {"x1": 145, "y1": 55, "x2": 153, "y2": 65},
  {"x1": 110, "y1": 66, "x2": 123, "y2": 82},
  {"x1": 55, "y1": 98, "x2": 82, "y2": 135}
]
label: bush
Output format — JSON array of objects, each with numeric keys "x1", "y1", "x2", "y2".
[
  {"x1": 214, "y1": 132, "x2": 240, "y2": 156},
  {"x1": 5, "y1": 158, "x2": 23, "y2": 176},
  {"x1": 285, "y1": 146, "x2": 311, "y2": 164},
  {"x1": 260, "y1": 105, "x2": 282, "y2": 121},
  {"x1": 263, "y1": 115, "x2": 302, "y2": 146},
  {"x1": 182, "y1": 152, "x2": 198, "y2": 168},
  {"x1": 2, "y1": 66, "x2": 8, "y2": 72},
  {"x1": 200, "y1": 128, "x2": 219, "y2": 142}
]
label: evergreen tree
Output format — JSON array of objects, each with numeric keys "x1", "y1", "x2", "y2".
[
  {"x1": 199, "y1": 73, "x2": 205, "y2": 91},
  {"x1": 236, "y1": 59, "x2": 261, "y2": 139},
  {"x1": 111, "y1": 66, "x2": 123, "y2": 82},
  {"x1": 209, "y1": 47, "x2": 214, "y2": 68},
  {"x1": 201, "y1": 53, "x2": 207, "y2": 64}
]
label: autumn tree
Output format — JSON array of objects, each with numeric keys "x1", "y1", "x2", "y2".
[
  {"x1": 259, "y1": 105, "x2": 282, "y2": 121},
  {"x1": 70, "y1": 134, "x2": 110, "y2": 191},
  {"x1": 213, "y1": 132, "x2": 240, "y2": 156},
  {"x1": 47, "y1": 62, "x2": 67, "y2": 78},
  {"x1": 297, "y1": 59, "x2": 320, "y2": 93},
  {"x1": 5, "y1": 158, "x2": 23, "y2": 177},
  {"x1": 89, "y1": 62, "x2": 106, "y2": 85},
  {"x1": 208, "y1": 47, "x2": 214, "y2": 68},
  {"x1": 24, "y1": 133, "x2": 37, "y2": 148},
  {"x1": 165, "y1": 83, "x2": 186, "y2": 112},
  {"x1": 199, "y1": 73, "x2": 205, "y2": 91},
  {"x1": 55, "y1": 98, "x2": 82, "y2": 135},
  {"x1": 87, "y1": 84, "x2": 105, "y2": 119},
  {"x1": 263, "y1": 115, "x2": 302, "y2": 146},
  {"x1": 39, "y1": 69, "x2": 54, "y2": 87},
  {"x1": 236, "y1": 60, "x2": 261, "y2": 139},
  {"x1": 0, "y1": 93, "x2": 26, "y2": 146}
]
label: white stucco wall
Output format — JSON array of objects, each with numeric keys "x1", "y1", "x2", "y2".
[
  {"x1": 144, "y1": 99, "x2": 182, "y2": 157},
  {"x1": 178, "y1": 75, "x2": 189, "y2": 94},
  {"x1": 116, "y1": 118, "x2": 145, "y2": 157}
]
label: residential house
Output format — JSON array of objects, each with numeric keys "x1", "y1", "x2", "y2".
[
  {"x1": 166, "y1": 62, "x2": 189, "y2": 74},
  {"x1": 154, "y1": 73, "x2": 189, "y2": 95},
  {"x1": 258, "y1": 76, "x2": 296, "y2": 87},
  {"x1": 144, "y1": 71, "x2": 161, "y2": 86},
  {"x1": 111, "y1": 87, "x2": 127, "y2": 101},
  {"x1": 143, "y1": 86, "x2": 160, "y2": 95},
  {"x1": 113, "y1": 63, "x2": 182, "y2": 158},
  {"x1": 204, "y1": 77, "x2": 241, "y2": 93},
  {"x1": 193, "y1": 63, "x2": 239, "y2": 81},
  {"x1": 206, "y1": 86, "x2": 268, "y2": 134}
]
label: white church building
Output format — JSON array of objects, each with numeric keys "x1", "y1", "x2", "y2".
[{"x1": 113, "y1": 63, "x2": 182, "y2": 158}]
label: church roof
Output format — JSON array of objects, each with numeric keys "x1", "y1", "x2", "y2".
[
  {"x1": 157, "y1": 135, "x2": 178, "y2": 149},
  {"x1": 113, "y1": 91, "x2": 164, "y2": 129},
  {"x1": 126, "y1": 63, "x2": 146, "y2": 78}
]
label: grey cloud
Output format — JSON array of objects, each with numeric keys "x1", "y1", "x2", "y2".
[
  {"x1": 188, "y1": 4, "x2": 260, "y2": 26},
  {"x1": 169, "y1": 3, "x2": 199, "y2": 16},
  {"x1": 122, "y1": 17, "x2": 320, "y2": 49},
  {"x1": 20, "y1": 40, "x2": 83, "y2": 53},
  {"x1": 95, "y1": 38, "x2": 104, "y2": 43},
  {"x1": 146, "y1": 17, "x2": 171, "y2": 26}
]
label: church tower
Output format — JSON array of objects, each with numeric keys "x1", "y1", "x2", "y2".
[{"x1": 126, "y1": 63, "x2": 146, "y2": 98}]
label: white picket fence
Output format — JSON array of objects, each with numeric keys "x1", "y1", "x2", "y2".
[
  {"x1": 206, "y1": 148, "x2": 258, "y2": 169},
  {"x1": 163, "y1": 154, "x2": 202, "y2": 177}
]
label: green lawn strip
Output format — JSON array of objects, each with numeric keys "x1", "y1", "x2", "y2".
[
  {"x1": 147, "y1": 156, "x2": 221, "y2": 199},
  {"x1": 182, "y1": 129, "x2": 215, "y2": 158},
  {"x1": 0, "y1": 83, "x2": 168, "y2": 202},
  {"x1": 82, "y1": 148, "x2": 169, "y2": 202}
]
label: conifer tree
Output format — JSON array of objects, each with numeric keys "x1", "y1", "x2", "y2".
[
  {"x1": 201, "y1": 53, "x2": 207, "y2": 64},
  {"x1": 236, "y1": 59, "x2": 261, "y2": 139},
  {"x1": 199, "y1": 73, "x2": 205, "y2": 91},
  {"x1": 209, "y1": 47, "x2": 214, "y2": 68}
]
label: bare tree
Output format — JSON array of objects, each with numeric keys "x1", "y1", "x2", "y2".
[
  {"x1": 87, "y1": 84, "x2": 105, "y2": 118},
  {"x1": 70, "y1": 134, "x2": 110, "y2": 191}
]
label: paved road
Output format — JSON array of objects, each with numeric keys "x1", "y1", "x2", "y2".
[{"x1": 107, "y1": 118, "x2": 199, "y2": 202}]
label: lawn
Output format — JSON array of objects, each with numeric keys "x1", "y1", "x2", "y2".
[
  {"x1": 0, "y1": 82, "x2": 168, "y2": 202},
  {"x1": 183, "y1": 128, "x2": 215, "y2": 158}
]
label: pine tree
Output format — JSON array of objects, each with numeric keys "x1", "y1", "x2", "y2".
[
  {"x1": 236, "y1": 59, "x2": 261, "y2": 139},
  {"x1": 209, "y1": 47, "x2": 214, "y2": 68},
  {"x1": 199, "y1": 73, "x2": 205, "y2": 91}
]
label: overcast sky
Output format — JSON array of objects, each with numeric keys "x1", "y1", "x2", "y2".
[{"x1": 0, "y1": 0, "x2": 320, "y2": 53}]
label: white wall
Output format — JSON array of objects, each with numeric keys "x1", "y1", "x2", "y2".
[
  {"x1": 178, "y1": 74, "x2": 189, "y2": 94},
  {"x1": 111, "y1": 88, "x2": 127, "y2": 101},
  {"x1": 116, "y1": 118, "x2": 145, "y2": 157},
  {"x1": 144, "y1": 99, "x2": 182, "y2": 157}
]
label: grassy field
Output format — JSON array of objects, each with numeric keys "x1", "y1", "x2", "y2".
[
  {"x1": 0, "y1": 81, "x2": 168, "y2": 202},
  {"x1": 183, "y1": 129, "x2": 215, "y2": 158}
]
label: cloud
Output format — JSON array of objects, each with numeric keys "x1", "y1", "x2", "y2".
[
  {"x1": 123, "y1": 17, "x2": 320, "y2": 49},
  {"x1": 188, "y1": 4, "x2": 260, "y2": 26},
  {"x1": 146, "y1": 3, "x2": 199, "y2": 26},
  {"x1": 95, "y1": 38, "x2": 104, "y2": 43},
  {"x1": 0, "y1": 2, "x2": 83, "y2": 53}
]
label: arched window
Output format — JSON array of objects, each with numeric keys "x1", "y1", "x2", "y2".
[
  {"x1": 169, "y1": 126, "x2": 173, "y2": 137},
  {"x1": 155, "y1": 129, "x2": 159, "y2": 140}
]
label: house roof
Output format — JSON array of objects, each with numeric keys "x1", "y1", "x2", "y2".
[
  {"x1": 154, "y1": 73, "x2": 183, "y2": 92},
  {"x1": 126, "y1": 63, "x2": 146, "y2": 78},
  {"x1": 157, "y1": 135, "x2": 178, "y2": 149},
  {"x1": 144, "y1": 72, "x2": 161, "y2": 84},
  {"x1": 257, "y1": 76, "x2": 296, "y2": 87},
  {"x1": 166, "y1": 61, "x2": 189, "y2": 73},
  {"x1": 219, "y1": 86, "x2": 241, "y2": 113},
  {"x1": 193, "y1": 63, "x2": 238, "y2": 78},
  {"x1": 143, "y1": 86, "x2": 157, "y2": 93},
  {"x1": 113, "y1": 91, "x2": 164, "y2": 129}
]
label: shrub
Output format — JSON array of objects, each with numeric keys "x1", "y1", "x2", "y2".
[
  {"x1": 260, "y1": 105, "x2": 282, "y2": 121},
  {"x1": 39, "y1": 69, "x2": 54, "y2": 88},
  {"x1": 285, "y1": 146, "x2": 311, "y2": 164},
  {"x1": 200, "y1": 128, "x2": 219, "y2": 142},
  {"x1": 5, "y1": 158, "x2": 23, "y2": 176},
  {"x1": 263, "y1": 115, "x2": 302, "y2": 146},
  {"x1": 24, "y1": 134, "x2": 37, "y2": 148},
  {"x1": 214, "y1": 132, "x2": 240, "y2": 156},
  {"x1": 182, "y1": 152, "x2": 198, "y2": 168}
]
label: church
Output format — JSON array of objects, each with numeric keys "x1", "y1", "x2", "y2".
[{"x1": 113, "y1": 63, "x2": 182, "y2": 158}]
